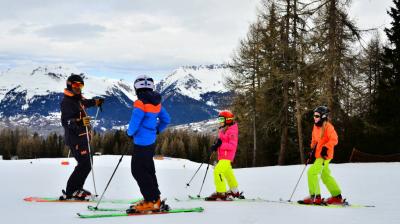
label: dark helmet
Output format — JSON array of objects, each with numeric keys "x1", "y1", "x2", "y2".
[
  {"x1": 66, "y1": 74, "x2": 84, "y2": 90},
  {"x1": 314, "y1": 106, "x2": 329, "y2": 119}
]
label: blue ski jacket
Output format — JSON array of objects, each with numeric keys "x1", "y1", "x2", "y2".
[{"x1": 127, "y1": 90, "x2": 170, "y2": 146}]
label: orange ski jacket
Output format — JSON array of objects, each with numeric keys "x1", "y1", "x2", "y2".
[{"x1": 310, "y1": 122, "x2": 338, "y2": 160}]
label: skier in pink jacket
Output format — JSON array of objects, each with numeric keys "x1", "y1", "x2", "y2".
[{"x1": 205, "y1": 110, "x2": 243, "y2": 201}]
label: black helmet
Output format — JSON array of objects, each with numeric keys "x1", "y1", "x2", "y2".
[
  {"x1": 66, "y1": 74, "x2": 84, "y2": 90},
  {"x1": 314, "y1": 106, "x2": 329, "y2": 119}
]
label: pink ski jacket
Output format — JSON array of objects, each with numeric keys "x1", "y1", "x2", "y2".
[{"x1": 217, "y1": 123, "x2": 238, "y2": 162}]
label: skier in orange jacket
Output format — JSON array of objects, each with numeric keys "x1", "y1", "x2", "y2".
[{"x1": 299, "y1": 106, "x2": 344, "y2": 205}]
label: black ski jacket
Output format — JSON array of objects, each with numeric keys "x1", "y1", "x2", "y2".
[{"x1": 61, "y1": 89, "x2": 96, "y2": 146}]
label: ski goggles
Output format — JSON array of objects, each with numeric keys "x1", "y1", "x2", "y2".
[
  {"x1": 134, "y1": 77, "x2": 154, "y2": 84},
  {"x1": 218, "y1": 117, "x2": 233, "y2": 123},
  {"x1": 71, "y1": 82, "x2": 84, "y2": 89},
  {"x1": 218, "y1": 117, "x2": 225, "y2": 123},
  {"x1": 313, "y1": 114, "x2": 321, "y2": 118}
]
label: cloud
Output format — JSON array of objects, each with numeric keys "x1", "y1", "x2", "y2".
[
  {"x1": 36, "y1": 23, "x2": 107, "y2": 41},
  {"x1": 0, "y1": 0, "x2": 394, "y2": 80}
]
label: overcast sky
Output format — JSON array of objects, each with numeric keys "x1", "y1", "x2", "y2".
[{"x1": 0, "y1": 0, "x2": 395, "y2": 81}]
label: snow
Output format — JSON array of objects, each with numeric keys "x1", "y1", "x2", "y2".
[
  {"x1": 173, "y1": 118, "x2": 219, "y2": 134},
  {"x1": 158, "y1": 65, "x2": 231, "y2": 101},
  {"x1": 1, "y1": 156, "x2": 399, "y2": 224}
]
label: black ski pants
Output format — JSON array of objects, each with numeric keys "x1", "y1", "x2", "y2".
[
  {"x1": 131, "y1": 144, "x2": 160, "y2": 201},
  {"x1": 66, "y1": 135, "x2": 91, "y2": 196}
]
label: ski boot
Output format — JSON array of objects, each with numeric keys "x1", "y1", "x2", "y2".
[
  {"x1": 126, "y1": 198, "x2": 169, "y2": 214},
  {"x1": 59, "y1": 189, "x2": 92, "y2": 201},
  {"x1": 58, "y1": 190, "x2": 71, "y2": 200},
  {"x1": 325, "y1": 194, "x2": 345, "y2": 205},
  {"x1": 226, "y1": 190, "x2": 245, "y2": 199},
  {"x1": 205, "y1": 192, "x2": 229, "y2": 201},
  {"x1": 72, "y1": 189, "x2": 93, "y2": 201},
  {"x1": 298, "y1": 195, "x2": 323, "y2": 205}
]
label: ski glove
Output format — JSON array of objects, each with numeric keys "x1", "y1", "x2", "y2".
[
  {"x1": 321, "y1": 146, "x2": 328, "y2": 159},
  {"x1": 95, "y1": 98, "x2": 105, "y2": 107},
  {"x1": 126, "y1": 130, "x2": 133, "y2": 139},
  {"x1": 215, "y1": 138, "x2": 222, "y2": 147},
  {"x1": 210, "y1": 138, "x2": 223, "y2": 152},
  {"x1": 80, "y1": 117, "x2": 91, "y2": 126}
]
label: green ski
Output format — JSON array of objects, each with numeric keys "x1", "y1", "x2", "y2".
[{"x1": 77, "y1": 207, "x2": 204, "y2": 218}]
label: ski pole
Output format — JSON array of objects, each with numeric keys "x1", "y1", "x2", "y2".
[
  {"x1": 93, "y1": 153, "x2": 126, "y2": 210},
  {"x1": 86, "y1": 125, "x2": 98, "y2": 197},
  {"x1": 197, "y1": 152, "x2": 214, "y2": 198},
  {"x1": 287, "y1": 147, "x2": 316, "y2": 202},
  {"x1": 86, "y1": 105, "x2": 102, "y2": 197},
  {"x1": 185, "y1": 162, "x2": 204, "y2": 188}
]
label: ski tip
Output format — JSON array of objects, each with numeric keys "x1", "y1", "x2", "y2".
[
  {"x1": 23, "y1": 197, "x2": 32, "y2": 201},
  {"x1": 87, "y1": 205, "x2": 98, "y2": 210}
]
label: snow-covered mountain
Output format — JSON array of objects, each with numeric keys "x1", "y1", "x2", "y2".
[
  {"x1": 0, "y1": 65, "x2": 135, "y2": 134},
  {"x1": 156, "y1": 64, "x2": 234, "y2": 125},
  {"x1": 0, "y1": 64, "x2": 233, "y2": 134}
]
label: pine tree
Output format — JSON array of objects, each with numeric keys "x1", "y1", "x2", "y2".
[{"x1": 370, "y1": 0, "x2": 400, "y2": 153}]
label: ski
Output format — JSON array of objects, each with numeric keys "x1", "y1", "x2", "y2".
[
  {"x1": 77, "y1": 207, "x2": 204, "y2": 218},
  {"x1": 23, "y1": 196, "x2": 141, "y2": 204},
  {"x1": 178, "y1": 195, "x2": 374, "y2": 208},
  {"x1": 87, "y1": 205, "x2": 129, "y2": 212},
  {"x1": 175, "y1": 195, "x2": 268, "y2": 202},
  {"x1": 286, "y1": 199, "x2": 375, "y2": 208}
]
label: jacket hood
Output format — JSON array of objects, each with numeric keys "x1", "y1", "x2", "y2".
[
  {"x1": 64, "y1": 89, "x2": 83, "y2": 100},
  {"x1": 137, "y1": 90, "x2": 162, "y2": 106}
]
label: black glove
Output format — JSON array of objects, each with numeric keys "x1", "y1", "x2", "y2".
[
  {"x1": 305, "y1": 147, "x2": 316, "y2": 164},
  {"x1": 95, "y1": 98, "x2": 105, "y2": 107},
  {"x1": 215, "y1": 138, "x2": 222, "y2": 147},
  {"x1": 321, "y1": 146, "x2": 328, "y2": 159},
  {"x1": 209, "y1": 139, "x2": 222, "y2": 152},
  {"x1": 126, "y1": 130, "x2": 133, "y2": 139},
  {"x1": 209, "y1": 144, "x2": 218, "y2": 152}
]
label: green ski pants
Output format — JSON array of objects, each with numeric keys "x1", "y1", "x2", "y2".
[{"x1": 307, "y1": 158, "x2": 341, "y2": 197}]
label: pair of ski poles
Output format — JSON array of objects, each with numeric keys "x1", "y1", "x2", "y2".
[
  {"x1": 185, "y1": 151, "x2": 215, "y2": 198},
  {"x1": 83, "y1": 104, "x2": 122, "y2": 210}
]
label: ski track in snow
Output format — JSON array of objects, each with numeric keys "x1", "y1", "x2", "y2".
[{"x1": 1, "y1": 156, "x2": 399, "y2": 224}]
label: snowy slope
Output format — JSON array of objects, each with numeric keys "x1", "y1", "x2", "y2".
[
  {"x1": 157, "y1": 64, "x2": 231, "y2": 101},
  {"x1": 172, "y1": 118, "x2": 220, "y2": 134},
  {"x1": 1, "y1": 156, "x2": 399, "y2": 224}
]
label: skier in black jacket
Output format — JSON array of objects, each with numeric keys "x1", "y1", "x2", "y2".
[{"x1": 59, "y1": 74, "x2": 104, "y2": 200}]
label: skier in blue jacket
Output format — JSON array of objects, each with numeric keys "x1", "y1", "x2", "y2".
[{"x1": 126, "y1": 75, "x2": 170, "y2": 213}]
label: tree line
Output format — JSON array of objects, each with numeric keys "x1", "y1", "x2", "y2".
[{"x1": 0, "y1": 128, "x2": 214, "y2": 164}]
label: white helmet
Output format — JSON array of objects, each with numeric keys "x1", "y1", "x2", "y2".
[{"x1": 134, "y1": 75, "x2": 154, "y2": 91}]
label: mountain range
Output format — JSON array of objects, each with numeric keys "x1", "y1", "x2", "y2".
[{"x1": 0, "y1": 64, "x2": 233, "y2": 134}]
